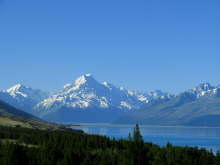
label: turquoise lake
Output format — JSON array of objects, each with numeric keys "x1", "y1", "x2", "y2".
[{"x1": 80, "y1": 124, "x2": 220, "y2": 153}]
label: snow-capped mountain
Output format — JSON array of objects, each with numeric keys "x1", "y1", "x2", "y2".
[
  {"x1": 33, "y1": 74, "x2": 171, "y2": 122},
  {"x1": 116, "y1": 83, "x2": 220, "y2": 126},
  {"x1": 186, "y1": 82, "x2": 219, "y2": 98},
  {"x1": 36, "y1": 74, "x2": 170, "y2": 112},
  {"x1": 0, "y1": 84, "x2": 49, "y2": 112},
  {"x1": 1, "y1": 74, "x2": 218, "y2": 124}
]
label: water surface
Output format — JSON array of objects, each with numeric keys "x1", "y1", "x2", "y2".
[{"x1": 80, "y1": 124, "x2": 220, "y2": 153}]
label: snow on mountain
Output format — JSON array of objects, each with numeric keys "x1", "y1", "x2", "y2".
[
  {"x1": 6, "y1": 84, "x2": 28, "y2": 98},
  {"x1": 1, "y1": 76, "x2": 218, "y2": 117},
  {"x1": 36, "y1": 74, "x2": 171, "y2": 112},
  {"x1": 1, "y1": 75, "x2": 219, "y2": 124},
  {"x1": 116, "y1": 83, "x2": 220, "y2": 126},
  {"x1": 148, "y1": 90, "x2": 173, "y2": 100},
  {"x1": 214, "y1": 85, "x2": 220, "y2": 97},
  {"x1": 6, "y1": 84, "x2": 49, "y2": 103},
  {"x1": 187, "y1": 82, "x2": 218, "y2": 98},
  {"x1": 0, "y1": 84, "x2": 49, "y2": 112}
]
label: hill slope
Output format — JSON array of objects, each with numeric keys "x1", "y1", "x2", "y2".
[{"x1": 0, "y1": 100, "x2": 66, "y2": 130}]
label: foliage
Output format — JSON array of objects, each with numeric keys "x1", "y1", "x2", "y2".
[{"x1": 0, "y1": 125, "x2": 219, "y2": 165}]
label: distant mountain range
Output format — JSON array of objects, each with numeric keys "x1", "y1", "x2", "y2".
[
  {"x1": 116, "y1": 83, "x2": 220, "y2": 126},
  {"x1": 0, "y1": 74, "x2": 220, "y2": 126}
]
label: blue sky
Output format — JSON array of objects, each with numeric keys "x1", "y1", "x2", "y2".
[{"x1": 0, "y1": 0, "x2": 219, "y2": 93}]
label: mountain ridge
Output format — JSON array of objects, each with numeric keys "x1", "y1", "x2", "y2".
[
  {"x1": 0, "y1": 75, "x2": 219, "y2": 125},
  {"x1": 32, "y1": 74, "x2": 171, "y2": 122},
  {"x1": 33, "y1": 74, "x2": 172, "y2": 122},
  {"x1": 115, "y1": 83, "x2": 220, "y2": 126}
]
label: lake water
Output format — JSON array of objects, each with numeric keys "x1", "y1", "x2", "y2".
[{"x1": 80, "y1": 124, "x2": 220, "y2": 153}]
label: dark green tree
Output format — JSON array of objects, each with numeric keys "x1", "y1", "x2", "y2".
[
  {"x1": 133, "y1": 124, "x2": 143, "y2": 144},
  {"x1": 129, "y1": 124, "x2": 149, "y2": 165}
]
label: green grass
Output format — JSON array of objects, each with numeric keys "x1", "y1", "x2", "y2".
[{"x1": 0, "y1": 116, "x2": 32, "y2": 128}]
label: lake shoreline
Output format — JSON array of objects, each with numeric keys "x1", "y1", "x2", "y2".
[
  {"x1": 66, "y1": 122, "x2": 220, "y2": 129},
  {"x1": 78, "y1": 123, "x2": 220, "y2": 153}
]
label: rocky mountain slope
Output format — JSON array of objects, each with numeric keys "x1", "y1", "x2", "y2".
[
  {"x1": 116, "y1": 83, "x2": 220, "y2": 126},
  {"x1": 1, "y1": 75, "x2": 219, "y2": 126},
  {"x1": 35, "y1": 74, "x2": 171, "y2": 122}
]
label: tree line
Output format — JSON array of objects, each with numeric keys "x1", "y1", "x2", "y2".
[{"x1": 0, "y1": 125, "x2": 219, "y2": 165}]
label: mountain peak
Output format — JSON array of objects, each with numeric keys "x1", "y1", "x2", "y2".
[
  {"x1": 193, "y1": 82, "x2": 214, "y2": 92},
  {"x1": 6, "y1": 83, "x2": 27, "y2": 93},
  {"x1": 4, "y1": 84, "x2": 49, "y2": 103},
  {"x1": 186, "y1": 82, "x2": 217, "y2": 98},
  {"x1": 199, "y1": 82, "x2": 212, "y2": 88},
  {"x1": 85, "y1": 73, "x2": 92, "y2": 77},
  {"x1": 5, "y1": 84, "x2": 31, "y2": 98},
  {"x1": 74, "y1": 74, "x2": 96, "y2": 87}
]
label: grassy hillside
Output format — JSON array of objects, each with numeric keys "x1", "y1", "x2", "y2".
[{"x1": 0, "y1": 100, "x2": 69, "y2": 130}]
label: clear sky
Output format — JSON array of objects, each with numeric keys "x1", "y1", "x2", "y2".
[{"x1": 0, "y1": 0, "x2": 219, "y2": 94}]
